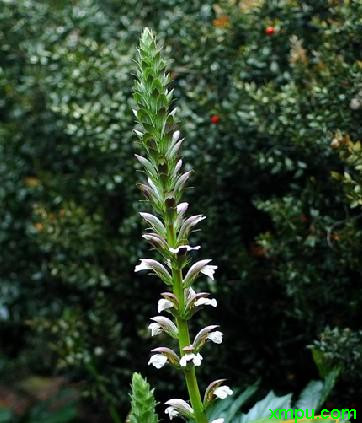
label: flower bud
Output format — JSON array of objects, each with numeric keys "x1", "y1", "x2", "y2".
[
  {"x1": 142, "y1": 233, "x2": 168, "y2": 251},
  {"x1": 178, "y1": 215, "x2": 206, "y2": 241},
  {"x1": 139, "y1": 212, "x2": 166, "y2": 236}
]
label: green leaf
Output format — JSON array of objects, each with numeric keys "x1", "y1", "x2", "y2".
[
  {"x1": 317, "y1": 368, "x2": 341, "y2": 409},
  {"x1": 295, "y1": 380, "x2": 324, "y2": 410},
  {"x1": 236, "y1": 392, "x2": 292, "y2": 423},
  {"x1": 0, "y1": 409, "x2": 13, "y2": 423}
]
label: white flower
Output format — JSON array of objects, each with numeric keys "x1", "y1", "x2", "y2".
[
  {"x1": 179, "y1": 353, "x2": 203, "y2": 367},
  {"x1": 195, "y1": 297, "x2": 217, "y2": 308},
  {"x1": 165, "y1": 399, "x2": 194, "y2": 420},
  {"x1": 175, "y1": 201, "x2": 188, "y2": 228},
  {"x1": 211, "y1": 419, "x2": 224, "y2": 423},
  {"x1": 184, "y1": 259, "x2": 216, "y2": 286},
  {"x1": 178, "y1": 215, "x2": 206, "y2": 240},
  {"x1": 134, "y1": 259, "x2": 172, "y2": 285},
  {"x1": 150, "y1": 316, "x2": 178, "y2": 338},
  {"x1": 151, "y1": 347, "x2": 179, "y2": 366},
  {"x1": 176, "y1": 202, "x2": 188, "y2": 215},
  {"x1": 174, "y1": 171, "x2": 191, "y2": 193},
  {"x1": 174, "y1": 159, "x2": 183, "y2": 175},
  {"x1": 165, "y1": 406, "x2": 179, "y2": 420},
  {"x1": 207, "y1": 331, "x2": 223, "y2": 344},
  {"x1": 135, "y1": 259, "x2": 162, "y2": 273},
  {"x1": 201, "y1": 264, "x2": 217, "y2": 280},
  {"x1": 133, "y1": 129, "x2": 143, "y2": 137},
  {"x1": 158, "y1": 298, "x2": 174, "y2": 313},
  {"x1": 169, "y1": 245, "x2": 201, "y2": 254},
  {"x1": 148, "y1": 354, "x2": 168, "y2": 369},
  {"x1": 214, "y1": 386, "x2": 233, "y2": 400},
  {"x1": 148, "y1": 322, "x2": 162, "y2": 336},
  {"x1": 193, "y1": 325, "x2": 220, "y2": 349}
]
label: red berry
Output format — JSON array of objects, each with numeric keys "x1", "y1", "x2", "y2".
[
  {"x1": 210, "y1": 114, "x2": 220, "y2": 124},
  {"x1": 265, "y1": 26, "x2": 276, "y2": 35}
]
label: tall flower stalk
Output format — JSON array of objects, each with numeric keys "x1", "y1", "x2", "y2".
[{"x1": 133, "y1": 28, "x2": 232, "y2": 423}]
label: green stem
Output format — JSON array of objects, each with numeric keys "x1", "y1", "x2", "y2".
[{"x1": 166, "y1": 220, "x2": 208, "y2": 423}]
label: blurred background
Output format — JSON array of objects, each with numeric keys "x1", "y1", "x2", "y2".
[{"x1": 0, "y1": 0, "x2": 361, "y2": 421}]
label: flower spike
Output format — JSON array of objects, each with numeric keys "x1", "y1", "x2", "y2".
[{"x1": 134, "y1": 28, "x2": 229, "y2": 423}]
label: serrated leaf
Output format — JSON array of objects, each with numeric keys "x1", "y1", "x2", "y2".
[
  {"x1": 295, "y1": 380, "x2": 323, "y2": 410},
  {"x1": 237, "y1": 391, "x2": 292, "y2": 423}
]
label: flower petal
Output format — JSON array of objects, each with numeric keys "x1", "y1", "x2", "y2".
[
  {"x1": 174, "y1": 171, "x2": 191, "y2": 193},
  {"x1": 133, "y1": 129, "x2": 143, "y2": 137},
  {"x1": 147, "y1": 177, "x2": 161, "y2": 198},
  {"x1": 174, "y1": 159, "x2": 183, "y2": 175},
  {"x1": 214, "y1": 386, "x2": 233, "y2": 400},
  {"x1": 151, "y1": 316, "x2": 178, "y2": 338},
  {"x1": 172, "y1": 130, "x2": 180, "y2": 144},
  {"x1": 183, "y1": 259, "x2": 212, "y2": 287},
  {"x1": 165, "y1": 399, "x2": 194, "y2": 420},
  {"x1": 193, "y1": 325, "x2": 220, "y2": 350},
  {"x1": 142, "y1": 233, "x2": 168, "y2": 250},
  {"x1": 203, "y1": 379, "x2": 228, "y2": 406},
  {"x1": 178, "y1": 215, "x2": 206, "y2": 240},
  {"x1": 151, "y1": 347, "x2": 180, "y2": 366},
  {"x1": 169, "y1": 244, "x2": 201, "y2": 254},
  {"x1": 201, "y1": 264, "x2": 218, "y2": 280},
  {"x1": 135, "y1": 259, "x2": 172, "y2": 285},
  {"x1": 195, "y1": 297, "x2": 217, "y2": 308},
  {"x1": 207, "y1": 331, "x2": 223, "y2": 344},
  {"x1": 148, "y1": 322, "x2": 162, "y2": 336},
  {"x1": 148, "y1": 354, "x2": 168, "y2": 369},
  {"x1": 165, "y1": 406, "x2": 178, "y2": 420},
  {"x1": 134, "y1": 154, "x2": 156, "y2": 174},
  {"x1": 176, "y1": 202, "x2": 189, "y2": 215},
  {"x1": 158, "y1": 298, "x2": 174, "y2": 313},
  {"x1": 179, "y1": 353, "x2": 203, "y2": 367}
]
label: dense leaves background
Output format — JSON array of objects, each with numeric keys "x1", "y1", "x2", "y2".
[{"x1": 1, "y1": 0, "x2": 361, "y2": 420}]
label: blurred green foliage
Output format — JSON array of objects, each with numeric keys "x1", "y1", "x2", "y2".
[
  {"x1": 0, "y1": 387, "x2": 78, "y2": 423},
  {"x1": 310, "y1": 327, "x2": 362, "y2": 379},
  {"x1": 0, "y1": 0, "x2": 361, "y2": 419}
]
